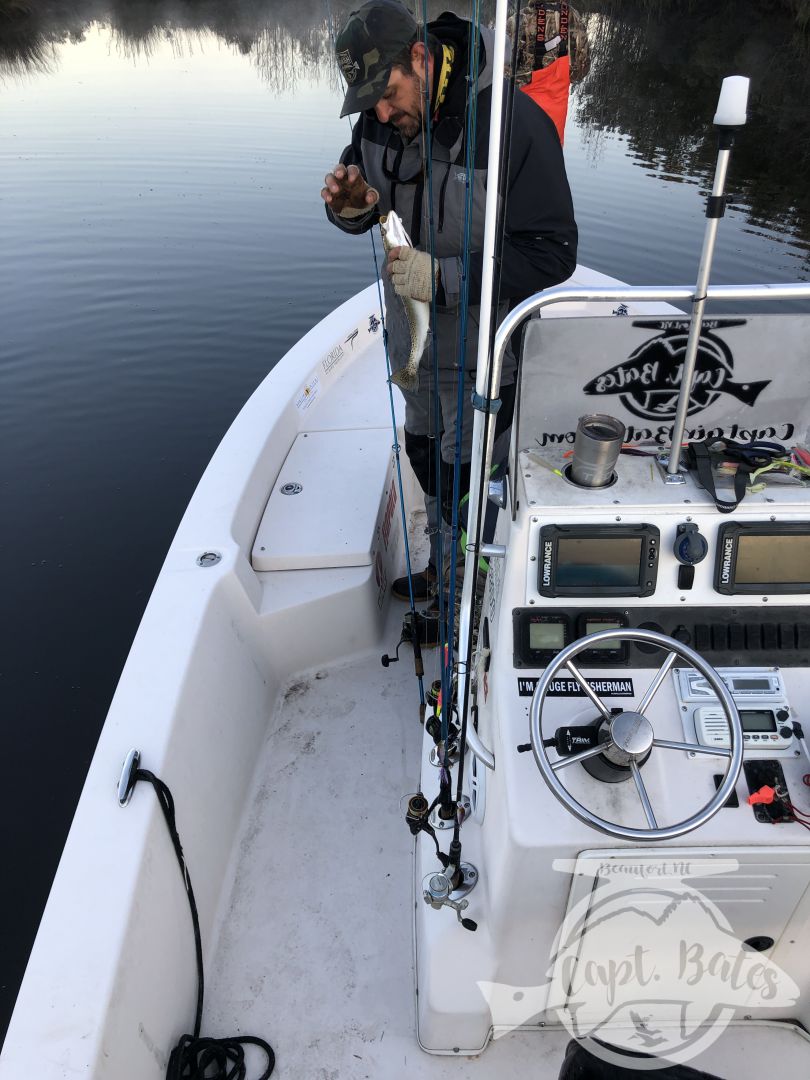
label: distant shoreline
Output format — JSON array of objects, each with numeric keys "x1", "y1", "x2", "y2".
[{"x1": 0, "y1": 0, "x2": 808, "y2": 25}]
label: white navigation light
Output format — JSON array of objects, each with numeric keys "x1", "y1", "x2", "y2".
[{"x1": 713, "y1": 75, "x2": 750, "y2": 127}]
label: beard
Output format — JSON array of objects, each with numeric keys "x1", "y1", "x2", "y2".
[
  {"x1": 390, "y1": 74, "x2": 424, "y2": 140},
  {"x1": 392, "y1": 114, "x2": 420, "y2": 139}
]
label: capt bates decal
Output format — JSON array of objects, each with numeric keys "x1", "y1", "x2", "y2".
[
  {"x1": 584, "y1": 319, "x2": 768, "y2": 421},
  {"x1": 533, "y1": 317, "x2": 797, "y2": 448}
]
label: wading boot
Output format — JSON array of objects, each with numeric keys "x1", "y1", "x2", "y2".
[{"x1": 391, "y1": 562, "x2": 438, "y2": 602}]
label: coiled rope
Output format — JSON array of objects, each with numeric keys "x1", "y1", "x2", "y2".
[{"x1": 134, "y1": 769, "x2": 275, "y2": 1080}]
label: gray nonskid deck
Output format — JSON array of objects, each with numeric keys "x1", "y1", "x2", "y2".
[
  {"x1": 203, "y1": 602, "x2": 570, "y2": 1077},
  {"x1": 204, "y1": 604, "x2": 810, "y2": 1078}
]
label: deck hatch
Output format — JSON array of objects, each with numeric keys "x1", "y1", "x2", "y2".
[{"x1": 252, "y1": 428, "x2": 393, "y2": 571}]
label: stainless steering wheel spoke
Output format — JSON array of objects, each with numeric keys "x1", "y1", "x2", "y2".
[
  {"x1": 565, "y1": 659, "x2": 612, "y2": 721},
  {"x1": 637, "y1": 650, "x2": 678, "y2": 715},
  {"x1": 551, "y1": 742, "x2": 610, "y2": 772},
  {"x1": 653, "y1": 738, "x2": 732, "y2": 758},
  {"x1": 630, "y1": 760, "x2": 658, "y2": 828}
]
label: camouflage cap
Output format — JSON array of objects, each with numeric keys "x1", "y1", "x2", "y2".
[{"x1": 335, "y1": 0, "x2": 418, "y2": 118}]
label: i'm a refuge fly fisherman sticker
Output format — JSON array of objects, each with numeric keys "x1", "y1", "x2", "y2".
[{"x1": 518, "y1": 677, "x2": 634, "y2": 698}]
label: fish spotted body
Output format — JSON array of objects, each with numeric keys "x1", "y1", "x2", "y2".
[{"x1": 379, "y1": 211, "x2": 430, "y2": 391}]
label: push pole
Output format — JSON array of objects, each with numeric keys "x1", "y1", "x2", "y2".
[{"x1": 666, "y1": 76, "x2": 750, "y2": 479}]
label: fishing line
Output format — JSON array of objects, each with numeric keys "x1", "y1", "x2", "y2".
[{"x1": 324, "y1": 0, "x2": 426, "y2": 702}]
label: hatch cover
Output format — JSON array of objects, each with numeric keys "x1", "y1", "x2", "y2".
[{"x1": 252, "y1": 428, "x2": 392, "y2": 571}]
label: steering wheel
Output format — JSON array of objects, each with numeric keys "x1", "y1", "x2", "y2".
[{"x1": 529, "y1": 628, "x2": 743, "y2": 842}]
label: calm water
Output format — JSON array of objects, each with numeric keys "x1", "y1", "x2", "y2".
[{"x1": 2, "y1": 0, "x2": 809, "y2": 1042}]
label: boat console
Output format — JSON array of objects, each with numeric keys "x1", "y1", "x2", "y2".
[{"x1": 414, "y1": 302, "x2": 810, "y2": 1067}]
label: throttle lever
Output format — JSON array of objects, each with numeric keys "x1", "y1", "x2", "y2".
[{"x1": 553, "y1": 726, "x2": 602, "y2": 755}]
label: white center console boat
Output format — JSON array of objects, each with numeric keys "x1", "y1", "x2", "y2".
[{"x1": 3, "y1": 49, "x2": 810, "y2": 1080}]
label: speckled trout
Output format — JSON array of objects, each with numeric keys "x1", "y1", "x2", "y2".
[{"x1": 379, "y1": 211, "x2": 430, "y2": 392}]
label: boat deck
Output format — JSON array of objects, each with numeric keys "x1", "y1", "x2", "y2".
[
  {"x1": 205, "y1": 592, "x2": 581, "y2": 1075},
  {"x1": 204, "y1": 602, "x2": 810, "y2": 1078}
]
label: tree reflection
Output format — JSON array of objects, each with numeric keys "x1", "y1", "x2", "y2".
[
  {"x1": 1, "y1": 0, "x2": 808, "y2": 258},
  {"x1": 579, "y1": 1, "x2": 810, "y2": 260},
  {"x1": 0, "y1": 1, "x2": 475, "y2": 89}
]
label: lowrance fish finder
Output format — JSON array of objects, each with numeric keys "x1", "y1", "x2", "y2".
[
  {"x1": 714, "y1": 521, "x2": 810, "y2": 594},
  {"x1": 538, "y1": 523, "x2": 659, "y2": 597}
]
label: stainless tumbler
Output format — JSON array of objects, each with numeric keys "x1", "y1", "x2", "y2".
[{"x1": 570, "y1": 414, "x2": 626, "y2": 488}]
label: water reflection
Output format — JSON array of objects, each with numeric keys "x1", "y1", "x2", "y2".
[
  {"x1": 0, "y1": 0, "x2": 339, "y2": 88},
  {"x1": 0, "y1": 1, "x2": 475, "y2": 88},
  {"x1": 3, "y1": 0, "x2": 808, "y2": 259},
  {"x1": 578, "y1": 1, "x2": 810, "y2": 261}
]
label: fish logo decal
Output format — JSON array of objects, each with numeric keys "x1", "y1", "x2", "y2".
[{"x1": 583, "y1": 319, "x2": 770, "y2": 421}]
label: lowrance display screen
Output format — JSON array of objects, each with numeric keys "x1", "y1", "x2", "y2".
[
  {"x1": 556, "y1": 538, "x2": 642, "y2": 589},
  {"x1": 540, "y1": 524, "x2": 659, "y2": 597},
  {"x1": 716, "y1": 523, "x2": 810, "y2": 594},
  {"x1": 735, "y1": 535, "x2": 810, "y2": 584},
  {"x1": 529, "y1": 621, "x2": 566, "y2": 650}
]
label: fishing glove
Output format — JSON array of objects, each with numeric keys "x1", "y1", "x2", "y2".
[
  {"x1": 390, "y1": 248, "x2": 440, "y2": 303},
  {"x1": 338, "y1": 186, "x2": 380, "y2": 219}
]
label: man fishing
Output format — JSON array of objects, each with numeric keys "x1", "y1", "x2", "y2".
[{"x1": 321, "y1": 0, "x2": 577, "y2": 640}]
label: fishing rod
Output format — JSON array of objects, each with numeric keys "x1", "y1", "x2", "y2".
[
  {"x1": 445, "y1": 0, "x2": 482, "y2": 693},
  {"x1": 414, "y1": 0, "x2": 456, "y2": 827},
  {"x1": 454, "y1": 0, "x2": 513, "y2": 773},
  {"x1": 415, "y1": 0, "x2": 516, "y2": 913},
  {"x1": 451, "y1": 0, "x2": 522, "y2": 850}
]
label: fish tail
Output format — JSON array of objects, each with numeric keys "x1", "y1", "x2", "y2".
[{"x1": 724, "y1": 378, "x2": 770, "y2": 407}]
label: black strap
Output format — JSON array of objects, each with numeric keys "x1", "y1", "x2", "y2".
[{"x1": 690, "y1": 441, "x2": 750, "y2": 514}]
